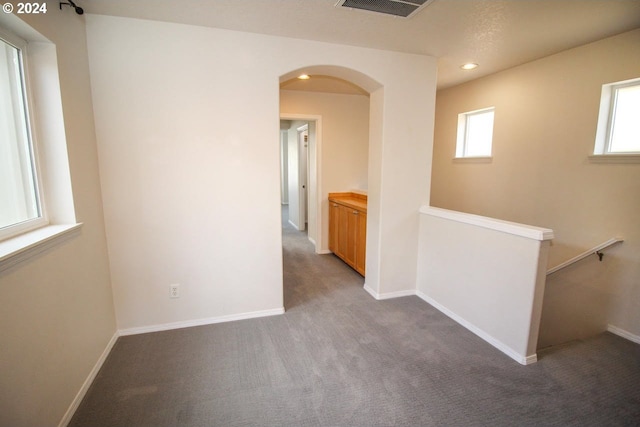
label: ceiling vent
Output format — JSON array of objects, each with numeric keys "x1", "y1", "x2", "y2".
[{"x1": 336, "y1": 0, "x2": 435, "y2": 18}]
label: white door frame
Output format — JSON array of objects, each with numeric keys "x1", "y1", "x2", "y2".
[
  {"x1": 280, "y1": 113, "x2": 324, "y2": 253},
  {"x1": 297, "y1": 124, "x2": 308, "y2": 231}
]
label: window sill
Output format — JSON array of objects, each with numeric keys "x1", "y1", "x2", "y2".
[
  {"x1": 589, "y1": 154, "x2": 640, "y2": 164},
  {"x1": 0, "y1": 223, "x2": 83, "y2": 273},
  {"x1": 453, "y1": 156, "x2": 493, "y2": 163}
]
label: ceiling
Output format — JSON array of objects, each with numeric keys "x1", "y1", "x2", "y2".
[
  {"x1": 280, "y1": 75, "x2": 369, "y2": 96},
  {"x1": 83, "y1": 0, "x2": 640, "y2": 90}
]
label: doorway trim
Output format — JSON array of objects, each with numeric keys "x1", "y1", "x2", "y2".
[
  {"x1": 296, "y1": 124, "x2": 308, "y2": 232},
  {"x1": 280, "y1": 113, "x2": 327, "y2": 254}
]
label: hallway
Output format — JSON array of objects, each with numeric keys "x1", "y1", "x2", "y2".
[{"x1": 281, "y1": 204, "x2": 365, "y2": 311}]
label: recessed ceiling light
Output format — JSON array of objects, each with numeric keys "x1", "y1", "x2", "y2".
[
  {"x1": 298, "y1": 74, "x2": 311, "y2": 80},
  {"x1": 461, "y1": 63, "x2": 479, "y2": 70}
]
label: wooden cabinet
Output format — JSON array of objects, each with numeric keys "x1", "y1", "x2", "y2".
[{"x1": 328, "y1": 192, "x2": 367, "y2": 276}]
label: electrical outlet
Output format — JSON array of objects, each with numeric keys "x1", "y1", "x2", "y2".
[{"x1": 169, "y1": 284, "x2": 180, "y2": 298}]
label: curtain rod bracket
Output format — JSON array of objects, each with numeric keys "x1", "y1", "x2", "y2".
[{"x1": 59, "y1": 0, "x2": 83, "y2": 15}]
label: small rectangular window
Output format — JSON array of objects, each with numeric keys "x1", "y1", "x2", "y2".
[
  {"x1": 0, "y1": 31, "x2": 45, "y2": 240},
  {"x1": 456, "y1": 107, "x2": 495, "y2": 158},
  {"x1": 594, "y1": 78, "x2": 640, "y2": 155}
]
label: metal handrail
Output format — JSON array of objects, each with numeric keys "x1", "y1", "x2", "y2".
[{"x1": 547, "y1": 237, "x2": 624, "y2": 275}]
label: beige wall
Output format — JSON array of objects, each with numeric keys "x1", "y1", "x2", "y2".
[
  {"x1": 0, "y1": 12, "x2": 116, "y2": 427},
  {"x1": 431, "y1": 29, "x2": 640, "y2": 346},
  {"x1": 281, "y1": 90, "x2": 369, "y2": 193},
  {"x1": 280, "y1": 90, "x2": 369, "y2": 252}
]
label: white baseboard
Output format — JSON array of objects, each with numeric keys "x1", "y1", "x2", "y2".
[
  {"x1": 416, "y1": 290, "x2": 536, "y2": 366},
  {"x1": 317, "y1": 249, "x2": 332, "y2": 255},
  {"x1": 288, "y1": 219, "x2": 301, "y2": 231},
  {"x1": 118, "y1": 307, "x2": 285, "y2": 336},
  {"x1": 607, "y1": 324, "x2": 640, "y2": 344},
  {"x1": 363, "y1": 284, "x2": 378, "y2": 299},
  {"x1": 364, "y1": 284, "x2": 416, "y2": 300},
  {"x1": 58, "y1": 331, "x2": 119, "y2": 427},
  {"x1": 58, "y1": 306, "x2": 285, "y2": 425}
]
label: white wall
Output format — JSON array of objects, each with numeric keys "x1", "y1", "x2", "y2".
[
  {"x1": 430, "y1": 29, "x2": 640, "y2": 345},
  {"x1": 85, "y1": 15, "x2": 437, "y2": 330},
  {"x1": 0, "y1": 12, "x2": 116, "y2": 427},
  {"x1": 280, "y1": 90, "x2": 369, "y2": 253}
]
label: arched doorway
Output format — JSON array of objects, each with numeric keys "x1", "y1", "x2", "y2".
[
  {"x1": 279, "y1": 66, "x2": 383, "y2": 308},
  {"x1": 279, "y1": 65, "x2": 382, "y2": 251}
]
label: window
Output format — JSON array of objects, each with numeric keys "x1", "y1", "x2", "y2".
[
  {"x1": 456, "y1": 107, "x2": 495, "y2": 158},
  {"x1": 0, "y1": 30, "x2": 46, "y2": 241},
  {"x1": 0, "y1": 19, "x2": 79, "y2": 270},
  {"x1": 593, "y1": 78, "x2": 640, "y2": 156}
]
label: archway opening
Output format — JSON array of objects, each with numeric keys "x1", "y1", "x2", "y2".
[{"x1": 278, "y1": 65, "x2": 383, "y2": 309}]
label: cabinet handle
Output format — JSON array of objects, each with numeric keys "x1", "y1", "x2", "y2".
[{"x1": 353, "y1": 211, "x2": 358, "y2": 215}]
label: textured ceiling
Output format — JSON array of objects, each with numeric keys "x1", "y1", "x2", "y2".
[{"x1": 83, "y1": 0, "x2": 640, "y2": 89}]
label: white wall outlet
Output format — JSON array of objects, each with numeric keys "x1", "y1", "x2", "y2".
[{"x1": 169, "y1": 284, "x2": 180, "y2": 298}]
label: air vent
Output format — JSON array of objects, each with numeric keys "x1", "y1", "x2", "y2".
[{"x1": 336, "y1": 0, "x2": 435, "y2": 18}]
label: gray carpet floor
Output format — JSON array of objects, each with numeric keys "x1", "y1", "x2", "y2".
[{"x1": 69, "y1": 206, "x2": 640, "y2": 426}]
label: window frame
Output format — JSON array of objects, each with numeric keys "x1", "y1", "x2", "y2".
[
  {"x1": 455, "y1": 106, "x2": 495, "y2": 159},
  {"x1": 0, "y1": 16, "x2": 81, "y2": 272},
  {"x1": 593, "y1": 77, "x2": 640, "y2": 158},
  {"x1": 0, "y1": 28, "x2": 48, "y2": 242}
]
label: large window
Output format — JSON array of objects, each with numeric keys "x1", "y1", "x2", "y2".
[
  {"x1": 0, "y1": 19, "x2": 79, "y2": 269},
  {"x1": 456, "y1": 107, "x2": 495, "y2": 158},
  {"x1": 594, "y1": 78, "x2": 640, "y2": 155},
  {"x1": 0, "y1": 31, "x2": 45, "y2": 241}
]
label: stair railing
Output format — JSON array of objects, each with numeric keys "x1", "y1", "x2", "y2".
[{"x1": 547, "y1": 237, "x2": 624, "y2": 275}]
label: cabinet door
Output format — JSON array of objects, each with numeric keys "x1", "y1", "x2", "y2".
[
  {"x1": 336, "y1": 204, "x2": 350, "y2": 260},
  {"x1": 344, "y1": 208, "x2": 358, "y2": 268},
  {"x1": 329, "y1": 202, "x2": 340, "y2": 253},
  {"x1": 355, "y1": 211, "x2": 367, "y2": 276}
]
